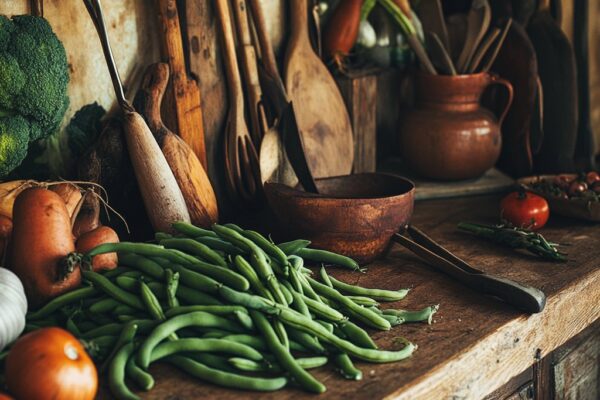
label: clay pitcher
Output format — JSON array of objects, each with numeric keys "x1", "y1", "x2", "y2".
[{"x1": 399, "y1": 72, "x2": 514, "y2": 180}]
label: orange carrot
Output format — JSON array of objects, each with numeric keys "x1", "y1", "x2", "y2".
[
  {"x1": 76, "y1": 226, "x2": 119, "y2": 272},
  {"x1": 323, "y1": 0, "x2": 364, "y2": 68}
]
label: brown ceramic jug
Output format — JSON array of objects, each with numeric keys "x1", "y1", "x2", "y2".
[{"x1": 399, "y1": 72, "x2": 514, "y2": 180}]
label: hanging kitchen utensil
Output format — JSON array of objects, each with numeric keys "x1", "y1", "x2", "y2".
[
  {"x1": 156, "y1": 0, "x2": 208, "y2": 168},
  {"x1": 231, "y1": 0, "x2": 264, "y2": 148},
  {"x1": 83, "y1": 0, "x2": 190, "y2": 232},
  {"x1": 446, "y1": 13, "x2": 467, "y2": 63},
  {"x1": 466, "y1": 26, "x2": 500, "y2": 74},
  {"x1": 215, "y1": 0, "x2": 262, "y2": 205},
  {"x1": 490, "y1": 4, "x2": 538, "y2": 177},
  {"x1": 248, "y1": 0, "x2": 317, "y2": 193},
  {"x1": 284, "y1": 0, "x2": 354, "y2": 179},
  {"x1": 479, "y1": 19, "x2": 512, "y2": 72},
  {"x1": 456, "y1": 0, "x2": 491, "y2": 73},
  {"x1": 424, "y1": 31, "x2": 456, "y2": 75},
  {"x1": 417, "y1": 0, "x2": 450, "y2": 54},
  {"x1": 393, "y1": 226, "x2": 546, "y2": 314},
  {"x1": 134, "y1": 63, "x2": 219, "y2": 227},
  {"x1": 527, "y1": 0, "x2": 577, "y2": 173},
  {"x1": 30, "y1": 0, "x2": 43, "y2": 16},
  {"x1": 573, "y1": 0, "x2": 596, "y2": 170}
]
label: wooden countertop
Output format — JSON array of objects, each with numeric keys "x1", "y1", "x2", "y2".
[{"x1": 112, "y1": 195, "x2": 600, "y2": 399}]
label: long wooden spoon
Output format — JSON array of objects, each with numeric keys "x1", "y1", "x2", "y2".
[
  {"x1": 83, "y1": 0, "x2": 190, "y2": 232},
  {"x1": 425, "y1": 31, "x2": 456, "y2": 75},
  {"x1": 284, "y1": 0, "x2": 354, "y2": 178},
  {"x1": 456, "y1": 0, "x2": 491, "y2": 73},
  {"x1": 134, "y1": 63, "x2": 219, "y2": 227}
]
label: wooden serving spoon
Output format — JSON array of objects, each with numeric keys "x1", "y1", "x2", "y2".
[
  {"x1": 456, "y1": 0, "x2": 491, "y2": 73},
  {"x1": 215, "y1": 0, "x2": 262, "y2": 205},
  {"x1": 424, "y1": 31, "x2": 456, "y2": 75},
  {"x1": 134, "y1": 63, "x2": 219, "y2": 227},
  {"x1": 284, "y1": 0, "x2": 354, "y2": 179}
]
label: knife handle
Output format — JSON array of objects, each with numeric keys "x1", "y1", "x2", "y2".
[{"x1": 469, "y1": 274, "x2": 546, "y2": 314}]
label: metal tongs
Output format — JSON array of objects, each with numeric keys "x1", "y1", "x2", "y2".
[{"x1": 393, "y1": 226, "x2": 547, "y2": 314}]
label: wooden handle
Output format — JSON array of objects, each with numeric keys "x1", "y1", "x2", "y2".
[
  {"x1": 289, "y1": 0, "x2": 310, "y2": 50},
  {"x1": 133, "y1": 63, "x2": 170, "y2": 142},
  {"x1": 30, "y1": 0, "x2": 43, "y2": 16},
  {"x1": 248, "y1": 0, "x2": 279, "y2": 77},
  {"x1": 470, "y1": 274, "x2": 546, "y2": 313},
  {"x1": 156, "y1": 0, "x2": 208, "y2": 168},
  {"x1": 215, "y1": 0, "x2": 245, "y2": 109},
  {"x1": 232, "y1": 0, "x2": 264, "y2": 144}
]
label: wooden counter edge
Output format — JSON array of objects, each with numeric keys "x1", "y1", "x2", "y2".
[{"x1": 386, "y1": 267, "x2": 600, "y2": 400}]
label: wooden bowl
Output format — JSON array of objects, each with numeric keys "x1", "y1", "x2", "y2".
[{"x1": 265, "y1": 173, "x2": 415, "y2": 264}]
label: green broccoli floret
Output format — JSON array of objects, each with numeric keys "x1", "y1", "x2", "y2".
[
  {"x1": 0, "y1": 15, "x2": 69, "y2": 178},
  {"x1": 0, "y1": 115, "x2": 30, "y2": 177},
  {"x1": 66, "y1": 102, "x2": 106, "y2": 158}
]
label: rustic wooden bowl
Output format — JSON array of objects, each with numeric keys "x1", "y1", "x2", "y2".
[{"x1": 265, "y1": 173, "x2": 415, "y2": 264}]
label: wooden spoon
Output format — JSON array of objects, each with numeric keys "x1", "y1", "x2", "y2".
[
  {"x1": 83, "y1": 0, "x2": 190, "y2": 232},
  {"x1": 424, "y1": 31, "x2": 456, "y2": 75},
  {"x1": 215, "y1": 0, "x2": 262, "y2": 204},
  {"x1": 466, "y1": 27, "x2": 500, "y2": 74},
  {"x1": 156, "y1": 0, "x2": 208, "y2": 168},
  {"x1": 417, "y1": 0, "x2": 450, "y2": 53},
  {"x1": 284, "y1": 0, "x2": 354, "y2": 179},
  {"x1": 134, "y1": 63, "x2": 219, "y2": 227},
  {"x1": 456, "y1": 0, "x2": 491, "y2": 73}
]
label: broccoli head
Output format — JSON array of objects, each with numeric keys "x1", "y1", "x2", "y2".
[
  {"x1": 0, "y1": 115, "x2": 29, "y2": 177},
  {"x1": 0, "y1": 15, "x2": 69, "y2": 178}
]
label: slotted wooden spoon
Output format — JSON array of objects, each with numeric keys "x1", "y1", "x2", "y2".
[{"x1": 284, "y1": 0, "x2": 354, "y2": 178}]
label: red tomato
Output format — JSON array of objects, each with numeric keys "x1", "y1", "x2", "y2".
[
  {"x1": 585, "y1": 171, "x2": 600, "y2": 186},
  {"x1": 500, "y1": 191, "x2": 550, "y2": 230}
]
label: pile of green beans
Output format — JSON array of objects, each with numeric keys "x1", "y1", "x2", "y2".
[{"x1": 25, "y1": 222, "x2": 438, "y2": 398}]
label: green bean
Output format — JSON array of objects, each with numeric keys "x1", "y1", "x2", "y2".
[
  {"x1": 302, "y1": 294, "x2": 345, "y2": 322},
  {"x1": 338, "y1": 320, "x2": 377, "y2": 350},
  {"x1": 234, "y1": 310, "x2": 255, "y2": 331},
  {"x1": 101, "y1": 323, "x2": 138, "y2": 372},
  {"x1": 279, "y1": 283, "x2": 294, "y2": 305},
  {"x1": 166, "y1": 355, "x2": 287, "y2": 392},
  {"x1": 273, "y1": 319, "x2": 290, "y2": 349},
  {"x1": 160, "y1": 238, "x2": 228, "y2": 268},
  {"x1": 172, "y1": 221, "x2": 218, "y2": 238},
  {"x1": 87, "y1": 243, "x2": 187, "y2": 265},
  {"x1": 223, "y1": 223, "x2": 244, "y2": 233},
  {"x1": 108, "y1": 342, "x2": 139, "y2": 400},
  {"x1": 240, "y1": 229, "x2": 289, "y2": 267},
  {"x1": 379, "y1": 313, "x2": 405, "y2": 326},
  {"x1": 164, "y1": 269, "x2": 180, "y2": 308},
  {"x1": 308, "y1": 277, "x2": 390, "y2": 330},
  {"x1": 319, "y1": 266, "x2": 333, "y2": 287},
  {"x1": 251, "y1": 310, "x2": 325, "y2": 393},
  {"x1": 289, "y1": 267, "x2": 304, "y2": 294},
  {"x1": 382, "y1": 305, "x2": 439, "y2": 324},
  {"x1": 89, "y1": 297, "x2": 120, "y2": 314},
  {"x1": 233, "y1": 255, "x2": 274, "y2": 301},
  {"x1": 149, "y1": 338, "x2": 263, "y2": 364},
  {"x1": 137, "y1": 311, "x2": 245, "y2": 368},
  {"x1": 152, "y1": 258, "x2": 220, "y2": 293},
  {"x1": 278, "y1": 307, "x2": 415, "y2": 363},
  {"x1": 103, "y1": 267, "x2": 133, "y2": 279},
  {"x1": 27, "y1": 286, "x2": 98, "y2": 320},
  {"x1": 66, "y1": 318, "x2": 81, "y2": 336},
  {"x1": 316, "y1": 320, "x2": 334, "y2": 333},
  {"x1": 186, "y1": 353, "x2": 237, "y2": 373},
  {"x1": 347, "y1": 295, "x2": 380, "y2": 307},
  {"x1": 228, "y1": 355, "x2": 328, "y2": 373},
  {"x1": 201, "y1": 329, "x2": 231, "y2": 338},
  {"x1": 82, "y1": 271, "x2": 144, "y2": 310},
  {"x1": 118, "y1": 254, "x2": 165, "y2": 279},
  {"x1": 117, "y1": 315, "x2": 139, "y2": 322},
  {"x1": 165, "y1": 249, "x2": 249, "y2": 292},
  {"x1": 81, "y1": 323, "x2": 123, "y2": 339},
  {"x1": 126, "y1": 355, "x2": 155, "y2": 391},
  {"x1": 333, "y1": 353, "x2": 362, "y2": 380},
  {"x1": 176, "y1": 285, "x2": 222, "y2": 306},
  {"x1": 220, "y1": 334, "x2": 307, "y2": 353},
  {"x1": 194, "y1": 236, "x2": 243, "y2": 255},
  {"x1": 113, "y1": 304, "x2": 138, "y2": 316},
  {"x1": 327, "y1": 275, "x2": 409, "y2": 302},
  {"x1": 118, "y1": 271, "x2": 144, "y2": 279},
  {"x1": 297, "y1": 248, "x2": 361, "y2": 271},
  {"x1": 154, "y1": 232, "x2": 173, "y2": 241},
  {"x1": 78, "y1": 321, "x2": 98, "y2": 332},
  {"x1": 283, "y1": 281, "x2": 310, "y2": 318},
  {"x1": 217, "y1": 284, "x2": 278, "y2": 314},
  {"x1": 140, "y1": 282, "x2": 166, "y2": 320},
  {"x1": 277, "y1": 239, "x2": 311, "y2": 255},
  {"x1": 249, "y1": 252, "x2": 287, "y2": 304},
  {"x1": 164, "y1": 305, "x2": 247, "y2": 318},
  {"x1": 297, "y1": 269, "x2": 322, "y2": 303}
]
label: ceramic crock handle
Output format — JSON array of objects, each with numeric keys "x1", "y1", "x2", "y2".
[{"x1": 488, "y1": 74, "x2": 514, "y2": 126}]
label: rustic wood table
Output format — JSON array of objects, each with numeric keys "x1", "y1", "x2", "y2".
[{"x1": 103, "y1": 195, "x2": 600, "y2": 399}]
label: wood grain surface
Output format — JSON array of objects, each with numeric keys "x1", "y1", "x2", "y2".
[{"x1": 96, "y1": 194, "x2": 600, "y2": 399}]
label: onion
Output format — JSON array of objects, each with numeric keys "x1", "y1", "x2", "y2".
[{"x1": 0, "y1": 267, "x2": 27, "y2": 351}]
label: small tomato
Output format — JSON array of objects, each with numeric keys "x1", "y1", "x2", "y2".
[
  {"x1": 500, "y1": 191, "x2": 550, "y2": 230},
  {"x1": 585, "y1": 171, "x2": 600, "y2": 186},
  {"x1": 5, "y1": 327, "x2": 98, "y2": 400}
]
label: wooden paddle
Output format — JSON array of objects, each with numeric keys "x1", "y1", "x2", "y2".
[
  {"x1": 456, "y1": 0, "x2": 491, "y2": 73},
  {"x1": 156, "y1": 0, "x2": 208, "y2": 168},
  {"x1": 284, "y1": 0, "x2": 354, "y2": 179}
]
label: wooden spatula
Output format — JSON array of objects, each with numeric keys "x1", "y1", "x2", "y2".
[
  {"x1": 417, "y1": 0, "x2": 450, "y2": 54},
  {"x1": 284, "y1": 0, "x2": 354, "y2": 179},
  {"x1": 156, "y1": 0, "x2": 208, "y2": 168},
  {"x1": 456, "y1": 0, "x2": 491, "y2": 73}
]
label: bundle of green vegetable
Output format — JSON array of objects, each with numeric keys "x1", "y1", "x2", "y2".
[
  {"x1": 0, "y1": 15, "x2": 70, "y2": 178},
  {"x1": 23, "y1": 222, "x2": 438, "y2": 397}
]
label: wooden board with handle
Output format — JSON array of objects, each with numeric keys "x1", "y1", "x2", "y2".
[
  {"x1": 284, "y1": 0, "x2": 354, "y2": 179},
  {"x1": 156, "y1": 0, "x2": 208, "y2": 168}
]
